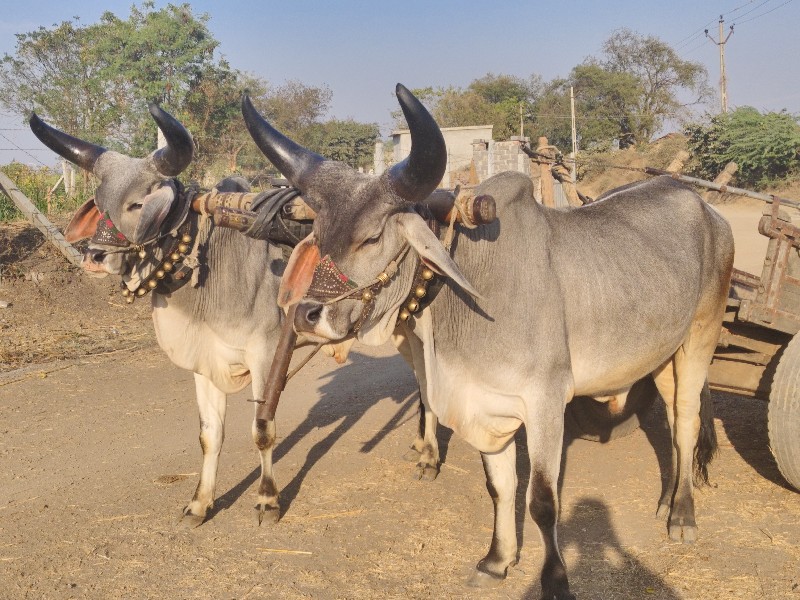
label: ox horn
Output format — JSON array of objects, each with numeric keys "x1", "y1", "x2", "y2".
[
  {"x1": 149, "y1": 104, "x2": 194, "y2": 176},
  {"x1": 28, "y1": 113, "x2": 106, "y2": 173},
  {"x1": 387, "y1": 83, "x2": 447, "y2": 204},
  {"x1": 241, "y1": 94, "x2": 325, "y2": 195}
]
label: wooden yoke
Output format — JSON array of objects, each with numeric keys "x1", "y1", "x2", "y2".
[{"x1": 197, "y1": 188, "x2": 497, "y2": 233}]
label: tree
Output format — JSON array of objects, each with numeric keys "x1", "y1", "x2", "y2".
[
  {"x1": 0, "y1": 2, "x2": 223, "y2": 158},
  {"x1": 533, "y1": 65, "x2": 642, "y2": 150},
  {"x1": 598, "y1": 29, "x2": 710, "y2": 145},
  {"x1": 393, "y1": 74, "x2": 542, "y2": 141},
  {"x1": 305, "y1": 119, "x2": 379, "y2": 169},
  {"x1": 686, "y1": 107, "x2": 800, "y2": 188},
  {"x1": 0, "y1": 18, "x2": 116, "y2": 146}
]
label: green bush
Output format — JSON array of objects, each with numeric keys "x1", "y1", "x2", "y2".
[
  {"x1": 0, "y1": 162, "x2": 89, "y2": 221},
  {"x1": 686, "y1": 107, "x2": 800, "y2": 189}
]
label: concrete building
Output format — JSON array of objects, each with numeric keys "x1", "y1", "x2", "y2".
[{"x1": 391, "y1": 124, "x2": 493, "y2": 187}]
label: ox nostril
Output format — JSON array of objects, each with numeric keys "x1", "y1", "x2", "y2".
[
  {"x1": 296, "y1": 302, "x2": 323, "y2": 329},
  {"x1": 87, "y1": 248, "x2": 106, "y2": 263},
  {"x1": 304, "y1": 304, "x2": 322, "y2": 325}
]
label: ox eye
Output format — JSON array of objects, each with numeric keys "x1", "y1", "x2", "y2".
[
  {"x1": 128, "y1": 202, "x2": 143, "y2": 211},
  {"x1": 360, "y1": 234, "x2": 381, "y2": 248}
]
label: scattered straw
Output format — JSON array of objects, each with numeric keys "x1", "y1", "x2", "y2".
[{"x1": 258, "y1": 548, "x2": 312, "y2": 555}]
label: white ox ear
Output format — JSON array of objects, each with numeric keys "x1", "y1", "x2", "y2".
[
  {"x1": 396, "y1": 212, "x2": 483, "y2": 300},
  {"x1": 132, "y1": 182, "x2": 177, "y2": 244}
]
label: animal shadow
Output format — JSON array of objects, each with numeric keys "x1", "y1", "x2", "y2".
[
  {"x1": 521, "y1": 497, "x2": 682, "y2": 599},
  {"x1": 272, "y1": 350, "x2": 420, "y2": 515},
  {"x1": 713, "y1": 390, "x2": 794, "y2": 490}
]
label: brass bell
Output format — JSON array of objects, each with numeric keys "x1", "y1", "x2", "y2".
[
  {"x1": 147, "y1": 280, "x2": 158, "y2": 290},
  {"x1": 407, "y1": 299, "x2": 419, "y2": 312},
  {"x1": 138, "y1": 249, "x2": 147, "y2": 259},
  {"x1": 362, "y1": 289, "x2": 374, "y2": 302},
  {"x1": 121, "y1": 288, "x2": 131, "y2": 297},
  {"x1": 181, "y1": 234, "x2": 192, "y2": 244},
  {"x1": 162, "y1": 261, "x2": 173, "y2": 272},
  {"x1": 399, "y1": 309, "x2": 410, "y2": 321},
  {"x1": 155, "y1": 269, "x2": 165, "y2": 280},
  {"x1": 421, "y1": 268, "x2": 434, "y2": 281},
  {"x1": 126, "y1": 296, "x2": 135, "y2": 304},
  {"x1": 414, "y1": 286, "x2": 426, "y2": 298},
  {"x1": 170, "y1": 252, "x2": 181, "y2": 262},
  {"x1": 177, "y1": 243, "x2": 189, "y2": 254},
  {"x1": 136, "y1": 287, "x2": 147, "y2": 297}
]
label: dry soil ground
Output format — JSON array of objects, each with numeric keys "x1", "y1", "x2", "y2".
[{"x1": 0, "y1": 198, "x2": 798, "y2": 600}]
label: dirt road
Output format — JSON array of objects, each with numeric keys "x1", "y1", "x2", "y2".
[{"x1": 0, "y1": 196, "x2": 798, "y2": 599}]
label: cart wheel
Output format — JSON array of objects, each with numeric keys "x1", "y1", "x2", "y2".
[
  {"x1": 769, "y1": 335, "x2": 800, "y2": 492},
  {"x1": 565, "y1": 377, "x2": 658, "y2": 442}
]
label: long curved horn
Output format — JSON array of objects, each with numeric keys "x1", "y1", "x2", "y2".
[
  {"x1": 241, "y1": 94, "x2": 325, "y2": 192},
  {"x1": 149, "y1": 104, "x2": 194, "y2": 176},
  {"x1": 28, "y1": 113, "x2": 106, "y2": 173},
  {"x1": 387, "y1": 84, "x2": 447, "y2": 204}
]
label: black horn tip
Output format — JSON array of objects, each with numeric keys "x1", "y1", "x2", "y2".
[
  {"x1": 149, "y1": 103, "x2": 194, "y2": 177},
  {"x1": 28, "y1": 111, "x2": 106, "y2": 173}
]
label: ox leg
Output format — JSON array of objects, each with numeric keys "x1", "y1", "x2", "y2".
[
  {"x1": 392, "y1": 328, "x2": 440, "y2": 480},
  {"x1": 653, "y1": 335, "x2": 716, "y2": 543},
  {"x1": 468, "y1": 440, "x2": 518, "y2": 588},
  {"x1": 252, "y1": 415, "x2": 280, "y2": 524},
  {"x1": 652, "y1": 359, "x2": 678, "y2": 519},
  {"x1": 527, "y1": 400, "x2": 574, "y2": 600},
  {"x1": 181, "y1": 373, "x2": 227, "y2": 527}
]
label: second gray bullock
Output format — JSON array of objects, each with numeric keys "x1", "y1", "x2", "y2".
[
  {"x1": 242, "y1": 84, "x2": 734, "y2": 599},
  {"x1": 30, "y1": 106, "x2": 312, "y2": 525}
]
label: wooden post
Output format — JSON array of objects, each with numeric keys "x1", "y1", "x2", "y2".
[
  {"x1": 0, "y1": 170, "x2": 82, "y2": 267},
  {"x1": 537, "y1": 136, "x2": 556, "y2": 208},
  {"x1": 666, "y1": 150, "x2": 691, "y2": 174},
  {"x1": 551, "y1": 163, "x2": 582, "y2": 207},
  {"x1": 703, "y1": 161, "x2": 738, "y2": 201}
]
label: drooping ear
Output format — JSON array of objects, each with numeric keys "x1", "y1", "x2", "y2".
[
  {"x1": 397, "y1": 212, "x2": 483, "y2": 300},
  {"x1": 278, "y1": 233, "x2": 321, "y2": 308},
  {"x1": 132, "y1": 184, "x2": 177, "y2": 244},
  {"x1": 64, "y1": 198, "x2": 102, "y2": 242}
]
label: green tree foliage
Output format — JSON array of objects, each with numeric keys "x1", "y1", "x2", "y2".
[
  {"x1": 686, "y1": 107, "x2": 800, "y2": 189},
  {"x1": 305, "y1": 120, "x2": 379, "y2": 169},
  {"x1": 394, "y1": 74, "x2": 541, "y2": 140},
  {"x1": 533, "y1": 30, "x2": 709, "y2": 150},
  {"x1": 0, "y1": 18, "x2": 115, "y2": 145},
  {"x1": 600, "y1": 29, "x2": 709, "y2": 145},
  {"x1": 0, "y1": 163, "x2": 64, "y2": 220},
  {"x1": 0, "y1": 3, "x2": 373, "y2": 185}
]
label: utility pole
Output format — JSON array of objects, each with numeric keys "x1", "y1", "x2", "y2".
[
  {"x1": 706, "y1": 16, "x2": 734, "y2": 113},
  {"x1": 570, "y1": 86, "x2": 577, "y2": 183}
]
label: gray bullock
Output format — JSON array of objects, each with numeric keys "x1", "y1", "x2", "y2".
[
  {"x1": 242, "y1": 84, "x2": 734, "y2": 599},
  {"x1": 30, "y1": 106, "x2": 295, "y2": 526}
]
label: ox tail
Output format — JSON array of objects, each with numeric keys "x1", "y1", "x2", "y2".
[{"x1": 694, "y1": 379, "x2": 718, "y2": 486}]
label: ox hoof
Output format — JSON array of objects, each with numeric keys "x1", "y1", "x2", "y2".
[
  {"x1": 668, "y1": 520, "x2": 697, "y2": 544},
  {"x1": 179, "y1": 508, "x2": 206, "y2": 529},
  {"x1": 541, "y1": 590, "x2": 577, "y2": 600},
  {"x1": 413, "y1": 463, "x2": 440, "y2": 481},
  {"x1": 466, "y1": 568, "x2": 505, "y2": 589},
  {"x1": 656, "y1": 503, "x2": 670, "y2": 519},
  {"x1": 402, "y1": 448, "x2": 422, "y2": 462},
  {"x1": 256, "y1": 504, "x2": 281, "y2": 525}
]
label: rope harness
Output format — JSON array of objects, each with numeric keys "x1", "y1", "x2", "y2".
[{"x1": 93, "y1": 182, "x2": 313, "y2": 303}]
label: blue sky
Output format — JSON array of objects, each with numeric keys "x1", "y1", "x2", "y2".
[{"x1": 2, "y1": 0, "x2": 798, "y2": 166}]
